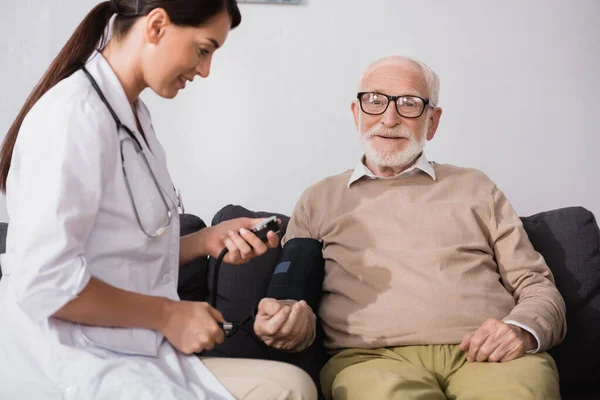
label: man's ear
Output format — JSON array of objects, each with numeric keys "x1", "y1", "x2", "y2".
[
  {"x1": 144, "y1": 8, "x2": 171, "y2": 44},
  {"x1": 427, "y1": 107, "x2": 443, "y2": 141},
  {"x1": 351, "y1": 100, "x2": 360, "y2": 130}
]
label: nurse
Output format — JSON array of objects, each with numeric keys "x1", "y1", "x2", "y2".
[{"x1": 0, "y1": 1, "x2": 316, "y2": 399}]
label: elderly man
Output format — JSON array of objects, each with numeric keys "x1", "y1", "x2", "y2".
[{"x1": 253, "y1": 55, "x2": 567, "y2": 400}]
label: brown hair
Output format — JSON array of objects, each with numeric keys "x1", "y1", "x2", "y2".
[{"x1": 0, "y1": 0, "x2": 241, "y2": 192}]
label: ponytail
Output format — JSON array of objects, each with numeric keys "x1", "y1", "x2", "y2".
[{"x1": 0, "y1": 1, "x2": 114, "y2": 192}]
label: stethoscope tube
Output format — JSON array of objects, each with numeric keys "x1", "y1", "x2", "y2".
[{"x1": 82, "y1": 66, "x2": 172, "y2": 238}]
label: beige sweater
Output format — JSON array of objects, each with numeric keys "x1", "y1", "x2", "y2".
[{"x1": 283, "y1": 163, "x2": 566, "y2": 352}]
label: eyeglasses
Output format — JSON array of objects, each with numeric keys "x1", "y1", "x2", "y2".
[{"x1": 357, "y1": 92, "x2": 435, "y2": 118}]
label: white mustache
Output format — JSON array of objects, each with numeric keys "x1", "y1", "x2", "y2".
[{"x1": 363, "y1": 125, "x2": 414, "y2": 140}]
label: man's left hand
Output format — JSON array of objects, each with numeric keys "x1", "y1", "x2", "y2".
[
  {"x1": 253, "y1": 298, "x2": 315, "y2": 352},
  {"x1": 460, "y1": 318, "x2": 537, "y2": 363}
]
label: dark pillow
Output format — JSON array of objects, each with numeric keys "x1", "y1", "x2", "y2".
[
  {"x1": 201, "y1": 205, "x2": 290, "y2": 359},
  {"x1": 521, "y1": 207, "x2": 600, "y2": 392},
  {"x1": 207, "y1": 205, "x2": 290, "y2": 318},
  {"x1": 203, "y1": 205, "x2": 327, "y2": 393},
  {"x1": 177, "y1": 214, "x2": 209, "y2": 302}
]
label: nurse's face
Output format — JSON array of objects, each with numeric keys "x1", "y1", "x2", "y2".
[{"x1": 141, "y1": 9, "x2": 232, "y2": 98}]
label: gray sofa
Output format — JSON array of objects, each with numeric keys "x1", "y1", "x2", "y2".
[{"x1": 1, "y1": 205, "x2": 599, "y2": 399}]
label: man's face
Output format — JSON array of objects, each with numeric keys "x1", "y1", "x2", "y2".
[{"x1": 351, "y1": 61, "x2": 441, "y2": 170}]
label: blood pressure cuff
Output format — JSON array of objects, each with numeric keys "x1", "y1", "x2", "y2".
[{"x1": 266, "y1": 238, "x2": 325, "y2": 311}]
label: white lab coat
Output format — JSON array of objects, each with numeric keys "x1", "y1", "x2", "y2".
[{"x1": 0, "y1": 53, "x2": 234, "y2": 400}]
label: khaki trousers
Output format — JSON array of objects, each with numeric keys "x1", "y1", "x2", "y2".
[
  {"x1": 320, "y1": 345, "x2": 559, "y2": 400},
  {"x1": 201, "y1": 357, "x2": 318, "y2": 400}
]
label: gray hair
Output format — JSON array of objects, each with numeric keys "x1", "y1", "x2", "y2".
[{"x1": 358, "y1": 55, "x2": 440, "y2": 106}]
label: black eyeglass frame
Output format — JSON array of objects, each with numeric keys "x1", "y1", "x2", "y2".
[{"x1": 357, "y1": 92, "x2": 436, "y2": 118}]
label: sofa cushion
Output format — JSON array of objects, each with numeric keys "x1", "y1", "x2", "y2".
[
  {"x1": 205, "y1": 205, "x2": 328, "y2": 392},
  {"x1": 207, "y1": 205, "x2": 290, "y2": 320},
  {"x1": 178, "y1": 214, "x2": 210, "y2": 302},
  {"x1": 207, "y1": 204, "x2": 600, "y2": 399},
  {"x1": 521, "y1": 206, "x2": 600, "y2": 393},
  {"x1": 200, "y1": 205, "x2": 289, "y2": 359},
  {"x1": 203, "y1": 205, "x2": 328, "y2": 388}
]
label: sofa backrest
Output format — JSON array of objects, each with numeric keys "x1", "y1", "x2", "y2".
[
  {"x1": 211, "y1": 204, "x2": 600, "y2": 393},
  {"x1": 520, "y1": 206, "x2": 600, "y2": 392},
  {"x1": 1, "y1": 206, "x2": 599, "y2": 393}
]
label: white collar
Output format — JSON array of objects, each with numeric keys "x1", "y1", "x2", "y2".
[
  {"x1": 84, "y1": 52, "x2": 144, "y2": 144},
  {"x1": 348, "y1": 152, "x2": 436, "y2": 188}
]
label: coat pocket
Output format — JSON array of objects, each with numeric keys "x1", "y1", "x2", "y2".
[{"x1": 78, "y1": 324, "x2": 164, "y2": 357}]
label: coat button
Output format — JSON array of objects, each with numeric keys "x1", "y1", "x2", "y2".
[
  {"x1": 65, "y1": 386, "x2": 79, "y2": 396},
  {"x1": 162, "y1": 273, "x2": 172, "y2": 283}
]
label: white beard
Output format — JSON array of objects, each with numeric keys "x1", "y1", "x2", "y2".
[{"x1": 359, "y1": 122, "x2": 427, "y2": 169}]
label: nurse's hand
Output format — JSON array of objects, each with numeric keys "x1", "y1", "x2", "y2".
[
  {"x1": 160, "y1": 300, "x2": 225, "y2": 354},
  {"x1": 202, "y1": 217, "x2": 280, "y2": 265}
]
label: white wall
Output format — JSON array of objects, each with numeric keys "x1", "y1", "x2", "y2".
[{"x1": 1, "y1": 0, "x2": 598, "y2": 224}]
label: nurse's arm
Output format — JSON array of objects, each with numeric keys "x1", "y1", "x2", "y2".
[
  {"x1": 53, "y1": 278, "x2": 228, "y2": 354},
  {"x1": 179, "y1": 217, "x2": 279, "y2": 265},
  {"x1": 53, "y1": 277, "x2": 173, "y2": 331}
]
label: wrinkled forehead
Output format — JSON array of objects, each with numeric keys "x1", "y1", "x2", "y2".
[{"x1": 359, "y1": 60, "x2": 429, "y2": 98}]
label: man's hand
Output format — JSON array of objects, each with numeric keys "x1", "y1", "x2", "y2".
[
  {"x1": 460, "y1": 318, "x2": 537, "y2": 363},
  {"x1": 254, "y1": 298, "x2": 315, "y2": 352}
]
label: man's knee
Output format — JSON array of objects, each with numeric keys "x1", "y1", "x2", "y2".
[
  {"x1": 515, "y1": 353, "x2": 560, "y2": 400},
  {"x1": 328, "y1": 363, "x2": 378, "y2": 400},
  {"x1": 446, "y1": 353, "x2": 560, "y2": 400},
  {"x1": 325, "y1": 359, "x2": 444, "y2": 400}
]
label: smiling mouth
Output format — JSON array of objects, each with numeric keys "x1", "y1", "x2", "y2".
[
  {"x1": 178, "y1": 76, "x2": 193, "y2": 87},
  {"x1": 376, "y1": 135, "x2": 407, "y2": 140}
]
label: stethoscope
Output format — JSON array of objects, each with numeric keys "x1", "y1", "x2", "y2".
[
  {"x1": 82, "y1": 67, "x2": 253, "y2": 339},
  {"x1": 82, "y1": 67, "x2": 183, "y2": 238}
]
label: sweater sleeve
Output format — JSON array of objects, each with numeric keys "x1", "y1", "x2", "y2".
[
  {"x1": 282, "y1": 189, "x2": 316, "y2": 246},
  {"x1": 490, "y1": 185, "x2": 567, "y2": 351}
]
